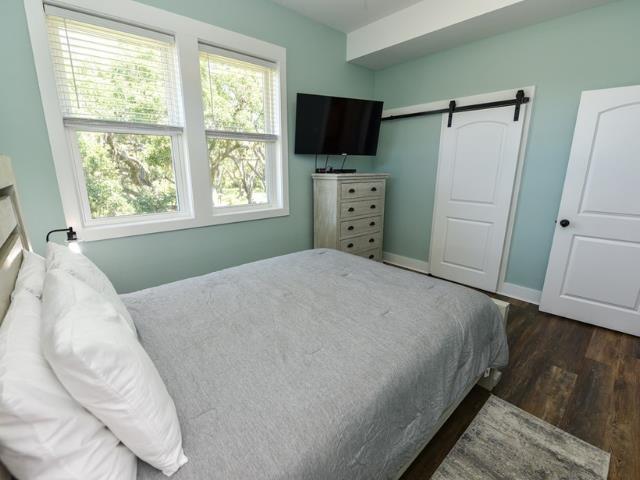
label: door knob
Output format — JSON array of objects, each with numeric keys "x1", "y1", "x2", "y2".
[{"x1": 559, "y1": 219, "x2": 570, "y2": 228}]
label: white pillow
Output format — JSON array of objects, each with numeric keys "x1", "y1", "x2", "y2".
[
  {"x1": 12, "y1": 250, "x2": 45, "y2": 299},
  {"x1": 46, "y1": 241, "x2": 136, "y2": 335},
  {"x1": 0, "y1": 290, "x2": 136, "y2": 480},
  {"x1": 42, "y1": 269, "x2": 188, "y2": 476}
]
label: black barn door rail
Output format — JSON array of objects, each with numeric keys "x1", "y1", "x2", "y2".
[{"x1": 381, "y1": 90, "x2": 530, "y2": 127}]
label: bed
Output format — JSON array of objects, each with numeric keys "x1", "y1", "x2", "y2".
[{"x1": 0, "y1": 155, "x2": 508, "y2": 479}]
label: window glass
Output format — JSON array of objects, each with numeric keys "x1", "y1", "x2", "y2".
[
  {"x1": 76, "y1": 131, "x2": 178, "y2": 218},
  {"x1": 207, "y1": 138, "x2": 268, "y2": 207}
]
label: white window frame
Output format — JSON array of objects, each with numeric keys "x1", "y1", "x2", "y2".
[
  {"x1": 24, "y1": 0, "x2": 289, "y2": 241},
  {"x1": 200, "y1": 44, "x2": 281, "y2": 213},
  {"x1": 64, "y1": 122, "x2": 192, "y2": 227}
]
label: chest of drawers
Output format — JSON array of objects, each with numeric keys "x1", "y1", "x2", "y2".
[{"x1": 312, "y1": 173, "x2": 390, "y2": 261}]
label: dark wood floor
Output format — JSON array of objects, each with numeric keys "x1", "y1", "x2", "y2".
[{"x1": 401, "y1": 296, "x2": 640, "y2": 480}]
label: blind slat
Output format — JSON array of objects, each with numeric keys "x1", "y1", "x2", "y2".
[
  {"x1": 47, "y1": 13, "x2": 183, "y2": 127},
  {"x1": 199, "y1": 47, "x2": 279, "y2": 136}
]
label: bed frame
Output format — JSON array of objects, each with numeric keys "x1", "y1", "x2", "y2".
[
  {"x1": 0, "y1": 155, "x2": 508, "y2": 480},
  {"x1": 0, "y1": 156, "x2": 30, "y2": 322},
  {"x1": 394, "y1": 298, "x2": 508, "y2": 479},
  {"x1": 0, "y1": 155, "x2": 30, "y2": 480}
]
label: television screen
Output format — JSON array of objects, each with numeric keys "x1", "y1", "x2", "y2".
[{"x1": 295, "y1": 94, "x2": 383, "y2": 156}]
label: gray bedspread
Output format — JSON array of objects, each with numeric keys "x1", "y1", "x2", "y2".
[{"x1": 122, "y1": 249, "x2": 508, "y2": 480}]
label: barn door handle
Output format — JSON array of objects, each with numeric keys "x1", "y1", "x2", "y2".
[{"x1": 558, "y1": 219, "x2": 570, "y2": 228}]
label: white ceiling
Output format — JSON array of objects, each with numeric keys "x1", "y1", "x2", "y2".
[
  {"x1": 347, "y1": 0, "x2": 617, "y2": 69},
  {"x1": 271, "y1": 0, "x2": 617, "y2": 70},
  {"x1": 271, "y1": 0, "x2": 423, "y2": 33}
]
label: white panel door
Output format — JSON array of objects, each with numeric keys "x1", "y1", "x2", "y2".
[
  {"x1": 540, "y1": 85, "x2": 640, "y2": 336},
  {"x1": 430, "y1": 106, "x2": 525, "y2": 291}
]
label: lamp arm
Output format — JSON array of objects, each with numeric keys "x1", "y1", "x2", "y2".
[{"x1": 46, "y1": 227, "x2": 77, "y2": 242}]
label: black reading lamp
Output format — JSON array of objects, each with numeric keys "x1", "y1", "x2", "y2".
[{"x1": 46, "y1": 226, "x2": 78, "y2": 243}]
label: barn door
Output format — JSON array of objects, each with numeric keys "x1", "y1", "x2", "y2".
[{"x1": 430, "y1": 105, "x2": 525, "y2": 291}]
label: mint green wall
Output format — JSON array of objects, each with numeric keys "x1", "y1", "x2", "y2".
[
  {"x1": 3, "y1": 0, "x2": 637, "y2": 294},
  {"x1": 0, "y1": 0, "x2": 374, "y2": 292},
  {"x1": 373, "y1": 0, "x2": 640, "y2": 291}
]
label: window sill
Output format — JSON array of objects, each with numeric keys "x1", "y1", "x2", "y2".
[{"x1": 75, "y1": 206, "x2": 290, "y2": 242}]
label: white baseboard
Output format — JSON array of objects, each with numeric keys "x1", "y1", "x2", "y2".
[
  {"x1": 498, "y1": 282, "x2": 542, "y2": 305},
  {"x1": 383, "y1": 252, "x2": 542, "y2": 305},
  {"x1": 382, "y1": 252, "x2": 430, "y2": 274}
]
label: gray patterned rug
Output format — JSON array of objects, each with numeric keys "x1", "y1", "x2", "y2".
[{"x1": 432, "y1": 395, "x2": 610, "y2": 480}]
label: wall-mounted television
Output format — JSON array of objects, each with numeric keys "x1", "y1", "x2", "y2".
[{"x1": 295, "y1": 94, "x2": 383, "y2": 156}]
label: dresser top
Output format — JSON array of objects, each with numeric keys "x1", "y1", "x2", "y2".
[{"x1": 312, "y1": 173, "x2": 390, "y2": 180}]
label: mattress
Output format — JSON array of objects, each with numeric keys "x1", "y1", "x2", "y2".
[{"x1": 122, "y1": 249, "x2": 508, "y2": 480}]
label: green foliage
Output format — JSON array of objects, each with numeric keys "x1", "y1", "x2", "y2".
[
  {"x1": 78, "y1": 132, "x2": 177, "y2": 218},
  {"x1": 72, "y1": 32, "x2": 269, "y2": 217},
  {"x1": 201, "y1": 56, "x2": 269, "y2": 206},
  {"x1": 208, "y1": 138, "x2": 266, "y2": 206},
  {"x1": 69, "y1": 28, "x2": 179, "y2": 218},
  {"x1": 201, "y1": 57, "x2": 266, "y2": 133}
]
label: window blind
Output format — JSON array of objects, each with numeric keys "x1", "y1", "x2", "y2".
[
  {"x1": 199, "y1": 45, "x2": 278, "y2": 137},
  {"x1": 46, "y1": 7, "x2": 183, "y2": 127}
]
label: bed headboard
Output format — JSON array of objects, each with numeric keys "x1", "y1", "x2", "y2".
[
  {"x1": 0, "y1": 155, "x2": 29, "y2": 479},
  {"x1": 0, "y1": 155, "x2": 30, "y2": 324}
]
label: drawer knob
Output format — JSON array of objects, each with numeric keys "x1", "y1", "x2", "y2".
[
  {"x1": 348, "y1": 188, "x2": 356, "y2": 193},
  {"x1": 369, "y1": 254, "x2": 375, "y2": 259},
  {"x1": 347, "y1": 225, "x2": 354, "y2": 231},
  {"x1": 369, "y1": 221, "x2": 376, "y2": 226},
  {"x1": 369, "y1": 238, "x2": 375, "y2": 243},
  {"x1": 348, "y1": 207, "x2": 355, "y2": 212},
  {"x1": 347, "y1": 243, "x2": 354, "y2": 248},
  {"x1": 371, "y1": 187, "x2": 377, "y2": 192},
  {"x1": 370, "y1": 205, "x2": 376, "y2": 209}
]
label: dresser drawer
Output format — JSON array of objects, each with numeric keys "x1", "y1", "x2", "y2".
[
  {"x1": 340, "y1": 199, "x2": 383, "y2": 219},
  {"x1": 340, "y1": 181, "x2": 385, "y2": 200},
  {"x1": 356, "y1": 247, "x2": 382, "y2": 262},
  {"x1": 340, "y1": 215, "x2": 382, "y2": 238},
  {"x1": 340, "y1": 233, "x2": 382, "y2": 253}
]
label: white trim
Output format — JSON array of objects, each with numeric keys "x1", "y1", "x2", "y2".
[
  {"x1": 383, "y1": 251, "x2": 541, "y2": 304},
  {"x1": 199, "y1": 42, "x2": 277, "y2": 69},
  {"x1": 382, "y1": 252, "x2": 430, "y2": 274},
  {"x1": 497, "y1": 87, "x2": 535, "y2": 295},
  {"x1": 382, "y1": 87, "x2": 533, "y2": 119},
  {"x1": 205, "y1": 130, "x2": 278, "y2": 142},
  {"x1": 24, "y1": 0, "x2": 289, "y2": 242},
  {"x1": 64, "y1": 127, "x2": 192, "y2": 229},
  {"x1": 383, "y1": 87, "x2": 535, "y2": 293},
  {"x1": 44, "y1": 3, "x2": 174, "y2": 43},
  {"x1": 498, "y1": 282, "x2": 541, "y2": 305},
  {"x1": 63, "y1": 118, "x2": 184, "y2": 133}
]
